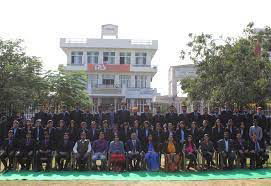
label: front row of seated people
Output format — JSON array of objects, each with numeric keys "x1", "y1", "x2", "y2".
[{"x1": 0, "y1": 130, "x2": 269, "y2": 172}]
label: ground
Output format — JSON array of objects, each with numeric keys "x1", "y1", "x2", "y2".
[{"x1": 1, "y1": 180, "x2": 271, "y2": 186}]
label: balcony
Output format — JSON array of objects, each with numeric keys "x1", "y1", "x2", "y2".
[
  {"x1": 88, "y1": 84, "x2": 123, "y2": 96},
  {"x1": 130, "y1": 65, "x2": 157, "y2": 73},
  {"x1": 63, "y1": 64, "x2": 87, "y2": 71}
]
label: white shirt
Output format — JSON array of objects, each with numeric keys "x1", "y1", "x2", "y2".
[{"x1": 73, "y1": 139, "x2": 92, "y2": 154}]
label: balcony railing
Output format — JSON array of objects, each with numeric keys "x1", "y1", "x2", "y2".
[{"x1": 93, "y1": 84, "x2": 121, "y2": 88}]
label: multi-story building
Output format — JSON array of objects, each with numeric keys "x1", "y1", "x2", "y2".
[{"x1": 60, "y1": 24, "x2": 158, "y2": 112}]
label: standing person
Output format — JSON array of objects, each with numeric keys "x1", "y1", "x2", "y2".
[
  {"x1": 179, "y1": 105, "x2": 190, "y2": 127},
  {"x1": 144, "y1": 134, "x2": 160, "y2": 171},
  {"x1": 58, "y1": 106, "x2": 71, "y2": 127},
  {"x1": 189, "y1": 107, "x2": 202, "y2": 128},
  {"x1": 217, "y1": 131, "x2": 236, "y2": 169},
  {"x1": 55, "y1": 132, "x2": 74, "y2": 170},
  {"x1": 94, "y1": 106, "x2": 106, "y2": 127},
  {"x1": 201, "y1": 107, "x2": 213, "y2": 126},
  {"x1": 249, "y1": 118, "x2": 263, "y2": 142},
  {"x1": 117, "y1": 102, "x2": 130, "y2": 126},
  {"x1": 34, "y1": 106, "x2": 48, "y2": 127},
  {"x1": 70, "y1": 103, "x2": 83, "y2": 127},
  {"x1": 165, "y1": 105, "x2": 179, "y2": 127},
  {"x1": 67, "y1": 120, "x2": 79, "y2": 142},
  {"x1": 88, "y1": 121, "x2": 100, "y2": 142},
  {"x1": 73, "y1": 132, "x2": 91, "y2": 171},
  {"x1": 106, "y1": 105, "x2": 117, "y2": 128},
  {"x1": 130, "y1": 107, "x2": 140, "y2": 126},
  {"x1": 200, "y1": 134, "x2": 215, "y2": 169},
  {"x1": 140, "y1": 105, "x2": 153, "y2": 124},
  {"x1": 0, "y1": 114, "x2": 8, "y2": 141},
  {"x1": 108, "y1": 135, "x2": 126, "y2": 172},
  {"x1": 152, "y1": 106, "x2": 165, "y2": 125},
  {"x1": 82, "y1": 108, "x2": 94, "y2": 126}
]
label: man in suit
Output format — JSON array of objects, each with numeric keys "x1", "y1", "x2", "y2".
[
  {"x1": 58, "y1": 106, "x2": 71, "y2": 127},
  {"x1": 234, "y1": 132, "x2": 249, "y2": 168},
  {"x1": 82, "y1": 108, "x2": 94, "y2": 126},
  {"x1": 200, "y1": 134, "x2": 215, "y2": 169},
  {"x1": 189, "y1": 121, "x2": 200, "y2": 147},
  {"x1": 179, "y1": 105, "x2": 190, "y2": 126},
  {"x1": 126, "y1": 132, "x2": 143, "y2": 170},
  {"x1": 165, "y1": 105, "x2": 179, "y2": 127},
  {"x1": 33, "y1": 119, "x2": 44, "y2": 143},
  {"x1": 94, "y1": 106, "x2": 106, "y2": 127},
  {"x1": 47, "y1": 107, "x2": 58, "y2": 127},
  {"x1": 130, "y1": 107, "x2": 140, "y2": 126},
  {"x1": 101, "y1": 120, "x2": 113, "y2": 141},
  {"x1": 140, "y1": 105, "x2": 153, "y2": 124},
  {"x1": 55, "y1": 132, "x2": 74, "y2": 170},
  {"x1": 88, "y1": 121, "x2": 100, "y2": 142},
  {"x1": 210, "y1": 107, "x2": 222, "y2": 126},
  {"x1": 220, "y1": 104, "x2": 233, "y2": 126},
  {"x1": 225, "y1": 119, "x2": 238, "y2": 140},
  {"x1": 44, "y1": 120, "x2": 57, "y2": 147},
  {"x1": 119, "y1": 122, "x2": 131, "y2": 143},
  {"x1": 56, "y1": 120, "x2": 67, "y2": 141},
  {"x1": 106, "y1": 105, "x2": 117, "y2": 128},
  {"x1": 34, "y1": 107, "x2": 48, "y2": 127},
  {"x1": 70, "y1": 103, "x2": 84, "y2": 127},
  {"x1": 130, "y1": 120, "x2": 141, "y2": 140},
  {"x1": 116, "y1": 102, "x2": 130, "y2": 125},
  {"x1": 140, "y1": 121, "x2": 153, "y2": 145},
  {"x1": 199, "y1": 120, "x2": 211, "y2": 141},
  {"x1": 0, "y1": 130, "x2": 19, "y2": 170},
  {"x1": 249, "y1": 119, "x2": 263, "y2": 142},
  {"x1": 217, "y1": 131, "x2": 236, "y2": 169},
  {"x1": 10, "y1": 120, "x2": 22, "y2": 140},
  {"x1": 152, "y1": 106, "x2": 165, "y2": 125},
  {"x1": 189, "y1": 107, "x2": 202, "y2": 128},
  {"x1": 176, "y1": 121, "x2": 188, "y2": 148},
  {"x1": 201, "y1": 107, "x2": 213, "y2": 126}
]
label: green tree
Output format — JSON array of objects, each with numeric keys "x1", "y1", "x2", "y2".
[
  {"x1": 46, "y1": 66, "x2": 91, "y2": 110},
  {"x1": 180, "y1": 23, "x2": 271, "y2": 108},
  {"x1": 0, "y1": 39, "x2": 49, "y2": 111}
]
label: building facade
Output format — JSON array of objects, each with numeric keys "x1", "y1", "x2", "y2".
[{"x1": 60, "y1": 24, "x2": 158, "y2": 112}]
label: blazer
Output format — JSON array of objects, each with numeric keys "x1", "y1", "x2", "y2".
[
  {"x1": 217, "y1": 138, "x2": 235, "y2": 153},
  {"x1": 126, "y1": 139, "x2": 142, "y2": 152},
  {"x1": 200, "y1": 141, "x2": 214, "y2": 154}
]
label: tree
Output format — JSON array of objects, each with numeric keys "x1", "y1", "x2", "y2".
[
  {"x1": 46, "y1": 66, "x2": 91, "y2": 110},
  {"x1": 0, "y1": 39, "x2": 49, "y2": 111},
  {"x1": 180, "y1": 23, "x2": 271, "y2": 108}
]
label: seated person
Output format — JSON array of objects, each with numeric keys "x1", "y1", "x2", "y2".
[
  {"x1": 126, "y1": 132, "x2": 143, "y2": 171},
  {"x1": 55, "y1": 132, "x2": 74, "y2": 170},
  {"x1": 108, "y1": 135, "x2": 126, "y2": 172},
  {"x1": 248, "y1": 133, "x2": 269, "y2": 169},
  {"x1": 73, "y1": 131, "x2": 91, "y2": 171},
  {"x1": 144, "y1": 134, "x2": 160, "y2": 171},
  {"x1": 163, "y1": 135, "x2": 180, "y2": 172},
  {"x1": 16, "y1": 132, "x2": 35, "y2": 170},
  {"x1": 200, "y1": 134, "x2": 215, "y2": 169},
  {"x1": 0, "y1": 130, "x2": 19, "y2": 171},
  {"x1": 92, "y1": 132, "x2": 108, "y2": 170},
  {"x1": 234, "y1": 132, "x2": 249, "y2": 168},
  {"x1": 184, "y1": 135, "x2": 198, "y2": 170},
  {"x1": 217, "y1": 131, "x2": 236, "y2": 170},
  {"x1": 36, "y1": 131, "x2": 53, "y2": 171}
]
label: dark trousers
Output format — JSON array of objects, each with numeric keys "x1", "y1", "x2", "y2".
[
  {"x1": 16, "y1": 151, "x2": 33, "y2": 170},
  {"x1": 220, "y1": 151, "x2": 236, "y2": 168},
  {"x1": 249, "y1": 152, "x2": 269, "y2": 168},
  {"x1": 0, "y1": 151, "x2": 15, "y2": 169},
  {"x1": 202, "y1": 152, "x2": 214, "y2": 167},
  {"x1": 127, "y1": 153, "x2": 142, "y2": 170},
  {"x1": 55, "y1": 152, "x2": 71, "y2": 170},
  {"x1": 36, "y1": 151, "x2": 52, "y2": 170}
]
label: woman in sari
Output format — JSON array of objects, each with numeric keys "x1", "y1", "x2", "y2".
[
  {"x1": 163, "y1": 135, "x2": 180, "y2": 172},
  {"x1": 183, "y1": 135, "x2": 198, "y2": 170},
  {"x1": 108, "y1": 135, "x2": 126, "y2": 171},
  {"x1": 144, "y1": 134, "x2": 160, "y2": 171}
]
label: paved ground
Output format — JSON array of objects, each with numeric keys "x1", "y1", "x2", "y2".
[{"x1": 1, "y1": 180, "x2": 271, "y2": 186}]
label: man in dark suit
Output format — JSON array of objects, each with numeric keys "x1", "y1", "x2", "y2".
[
  {"x1": 130, "y1": 120, "x2": 141, "y2": 140},
  {"x1": 44, "y1": 120, "x2": 57, "y2": 146},
  {"x1": 234, "y1": 132, "x2": 249, "y2": 168},
  {"x1": 126, "y1": 132, "x2": 143, "y2": 170},
  {"x1": 140, "y1": 121, "x2": 153, "y2": 145},
  {"x1": 248, "y1": 133, "x2": 269, "y2": 169},
  {"x1": 56, "y1": 120, "x2": 67, "y2": 141},
  {"x1": 225, "y1": 119, "x2": 238, "y2": 140},
  {"x1": 176, "y1": 121, "x2": 188, "y2": 148},
  {"x1": 101, "y1": 120, "x2": 113, "y2": 141},
  {"x1": 199, "y1": 120, "x2": 211, "y2": 141},
  {"x1": 34, "y1": 107, "x2": 48, "y2": 127},
  {"x1": 82, "y1": 108, "x2": 94, "y2": 126},
  {"x1": 117, "y1": 102, "x2": 130, "y2": 125},
  {"x1": 119, "y1": 122, "x2": 131, "y2": 143},
  {"x1": 189, "y1": 121, "x2": 200, "y2": 147},
  {"x1": 106, "y1": 105, "x2": 117, "y2": 128},
  {"x1": 47, "y1": 107, "x2": 58, "y2": 127},
  {"x1": 210, "y1": 107, "x2": 222, "y2": 126},
  {"x1": 94, "y1": 106, "x2": 106, "y2": 127},
  {"x1": 201, "y1": 107, "x2": 213, "y2": 126},
  {"x1": 140, "y1": 105, "x2": 153, "y2": 124},
  {"x1": 88, "y1": 121, "x2": 100, "y2": 142},
  {"x1": 179, "y1": 105, "x2": 190, "y2": 127},
  {"x1": 152, "y1": 106, "x2": 165, "y2": 125},
  {"x1": 10, "y1": 120, "x2": 22, "y2": 140},
  {"x1": 130, "y1": 107, "x2": 140, "y2": 126},
  {"x1": 189, "y1": 107, "x2": 202, "y2": 128},
  {"x1": 165, "y1": 105, "x2": 179, "y2": 127},
  {"x1": 217, "y1": 131, "x2": 236, "y2": 169},
  {"x1": 58, "y1": 106, "x2": 71, "y2": 127},
  {"x1": 200, "y1": 134, "x2": 215, "y2": 169},
  {"x1": 220, "y1": 104, "x2": 233, "y2": 126},
  {"x1": 55, "y1": 132, "x2": 74, "y2": 170},
  {"x1": 33, "y1": 119, "x2": 44, "y2": 143},
  {"x1": 70, "y1": 104, "x2": 84, "y2": 127}
]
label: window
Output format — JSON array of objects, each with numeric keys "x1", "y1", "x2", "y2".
[
  {"x1": 119, "y1": 75, "x2": 131, "y2": 88},
  {"x1": 135, "y1": 75, "x2": 147, "y2": 88},
  {"x1": 103, "y1": 52, "x2": 115, "y2": 64},
  {"x1": 134, "y1": 99, "x2": 147, "y2": 113},
  {"x1": 89, "y1": 74, "x2": 98, "y2": 88},
  {"x1": 120, "y1": 52, "x2": 131, "y2": 64},
  {"x1": 87, "y1": 51, "x2": 99, "y2": 64},
  {"x1": 71, "y1": 51, "x2": 83, "y2": 65},
  {"x1": 135, "y1": 52, "x2": 147, "y2": 65},
  {"x1": 102, "y1": 74, "x2": 115, "y2": 87}
]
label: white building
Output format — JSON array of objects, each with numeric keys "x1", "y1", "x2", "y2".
[{"x1": 60, "y1": 24, "x2": 159, "y2": 112}]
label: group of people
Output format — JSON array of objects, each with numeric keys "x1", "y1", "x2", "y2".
[{"x1": 0, "y1": 103, "x2": 270, "y2": 172}]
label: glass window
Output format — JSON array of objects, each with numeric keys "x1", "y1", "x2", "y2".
[
  {"x1": 134, "y1": 99, "x2": 147, "y2": 113},
  {"x1": 120, "y1": 52, "x2": 131, "y2": 64},
  {"x1": 135, "y1": 52, "x2": 147, "y2": 65},
  {"x1": 71, "y1": 51, "x2": 83, "y2": 65},
  {"x1": 87, "y1": 51, "x2": 99, "y2": 64},
  {"x1": 102, "y1": 74, "x2": 115, "y2": 87},
  {"x1": 119, "y1": 75, "x2": 131, "y2": 88},
  {"x1": 103, "y1": 52, "x2": 115, "y2": 64},
  {"x1": 135, "y1": 75, "x2": 147, "y2": 88},
  {"x1": 89, "y1": 74, "x2": 98, "y2": 88}
]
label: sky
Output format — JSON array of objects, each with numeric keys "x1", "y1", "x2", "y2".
[{"x1": 0, "y1": 0, "x2": 270, "y2": 95}]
